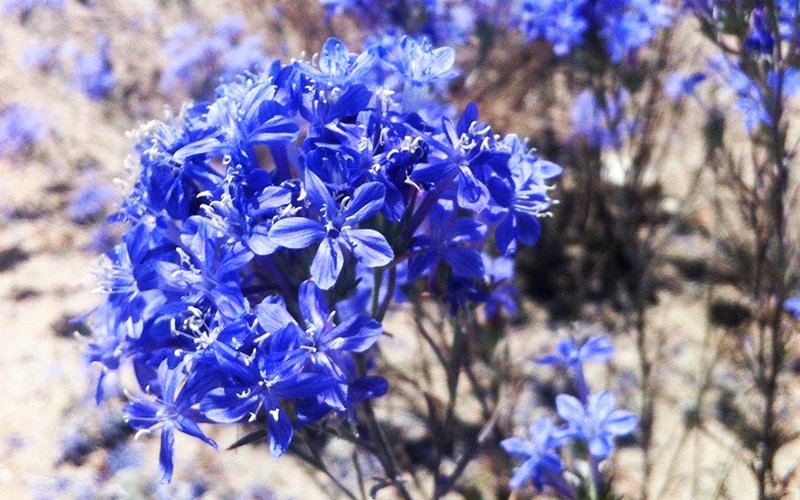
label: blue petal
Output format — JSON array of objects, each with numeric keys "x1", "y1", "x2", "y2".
[
  {"x1": 456, "y1": 167, "x2": 489, "y2": 211},
  {"x1": 495, "y1": 214, "x2": 516, "y2": 255},
  {"x1": 500, "y1": 437, "x2": 531, "y2": 458},
  {"x1": 298, "y1": 279, "x2": 329, "y2": 332},
  {"x1": 442, "y1": 247, "x2": 484, "y2": 278},
  {"x1": 555, "y1": 394, "x2": 585, "y2": 425},
  {"x1": 509, "y1": 457, "x2": 537, "y2": 490},
  {"x1": 320, "y1": 314, "x2": 382, "y2": 353},
  {"x1": 450, "y1": 218, "x2": 487, "y2": 243},
  {"x1": 268, "y1": 217, "x2": 325, "y2": 249},
  {"x1": 175, "y1": 416, "x2": 218, "y2": 449},
  {"x1": 304, "y1": 169, "x2": 337, "y2": 216},
  {"x1": 266, "y1": 405, "x2": 294, "y2": 457},
  {"x1": 247, "y1": 224, "x2": 278, "y2": 255},
  {"x1": 311, "y1": 237, "x2": 344, "y2": 290},
  {"x1": 344, "y1": 228, "x2": 394, "y2": 267},
  {"x1": 603, "y1": 410, "x2": 638, "y2": 435},
  {"x1": 407, "y1": 250, "x2": 438, "y2": 280},
  {"x1": 410, "y1": 160, "x2": 457, "y2": 184},
  {"x1": 255, "y1": 300, "x2": 297, "y2": 335},
  {"x1": 158, "y1": 426, "x2": 175, "y2": 483},
  {"x1": 343, "y1": 182, "x2": 385, "y2": 224},
  {"x1": 515, "y1": 212, "x2": 541, "y2": 246},
  {"x1": 349, "y1": 375, "x2": 388, "y2": 403},
  {"x1": 201, "y1": 388, "x2": 258, "y2": 423},
  {"x1": 580, "y1": 336, "x2": 615, "y2": 363},
  {"x1": 588, "y1": 435, "x2": 613, "y2": 459}
]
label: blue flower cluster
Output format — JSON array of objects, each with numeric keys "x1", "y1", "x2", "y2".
[
  {"x1": 20, "y1": 37, "x2": 116, "y2": 101},
  {"x1": 0, "y1": 104, "x2": 49, "y2": 160},
  {"x1": 502, "y1": 335, "x2": 638, "y2": 496},
  {"x1": 517, "y1": 0, "x2": 674, "y2": 62},
  {"x1": 160, "y1": 16, "x2": 268, "y2": 100},
  {"x1": 87, "y1": 36, "x2": 561, "y2": 481}
]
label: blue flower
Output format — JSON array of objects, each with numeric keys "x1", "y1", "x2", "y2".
[
  {"x1": 410, "y1": 103, "x2": 508, "y2": 212},
  {"x1": 488, "y1": 137, "x2": 560, "y2": 254},
  {"x1": 161, "y1": 16, "x2": 268, "y2": 100},
  {"x1": 516, "y1": 0, "x2": 673, "y2": 62},
  {"x1": 269, "y1": 170, "x2": 394, "y2": 289},
  {"x1": 255, "y1": 280, "x2": 385, "y2": 410},
  {"x1": 518, "y1": 0, "x2": 588, "y2": 56},
  {"x1": 199, "y1": 328, "x2": 334, "y2": 457},
  {"x1": 0, "y1": 105, "x2": 49, "y2": 160},
  {"x1": 296, "y1": 37, "x2": 375, "y2": 89},
  {"x1": 745, "y1": 7, "x2": 775, "y2": 55},
  {"x1": 124, "y1": 360, "x2": 217, "y2": 482},
  {"x1": 84, "y1": 34, "x2": 562, "y2": 482},
  {"x1": 72, "y1": 36, "x2": 115, "y2": 100},
  {"x1": 383, "y1": 36, "x2": 457, "y2": 86},
  {"x1": 536, "y1": 335, "x2": 615, "y2": 368},
  {"x1": 482, "y1": 255, "x2": 519, "y2": 320},
  {"x1": 785, "y1": 296, "x2": 800, "y2": 319},
  {"x1": 538, "y1": 335, "x2": 615, "y2": 402},
  {"x1": 556, "y1": 391, "x2": 638, "y2": 459},
  {"x1": 501, "y1": 417, "x2": 574, "y2": 496},
  {"x1": 407, "y1": 200, "x2": 486, "y2": 280}
]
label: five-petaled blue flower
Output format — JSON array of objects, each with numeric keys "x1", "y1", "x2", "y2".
[
  {"x1": 269, "y1": 170, "x2": 394, "y2": 289},
  {"x1": 556, "y1": 391, "x2": 639, "y2": 459}
]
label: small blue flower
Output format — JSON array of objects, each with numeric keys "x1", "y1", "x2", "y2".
[
  {"x1": 383, "y1": 36, "x2": 457, "y2": 86},
  {"x1": 269, "y1": 170, "x2": 394, "y2": 289},
  {"x1": 124, "y1": 360, "x2": 217, "y2": 483},
  {"x1": 407, "y1": 200, "x2": 486, "y2": 280},
  {"x1": 518, "y1": 0, "x2": 588, "y2": 56},
  {"x1": 72, "y1": 36, "x2": 115, "y2": 100},
  {"x1": 501, "y1": 417, "x2": 574, "y2": 496},
  {"x1": 785, "y1": 296, "x2": 800, "y2": 319},
  {"x1": 199, "y1": 329, "x2": 334, "y2": 457},
  {"x1": 556, "y1": 391, "x2": 638, "y2": 459},
  {"x1": 0, "y1": 105, "x2": 49, "y2": 160},
  {"x1": 536, "y1": 335, "x2": 616, "y2": 368},
  {"x1": 745, "y1": 7, "x2": 775, "y2": 55}
]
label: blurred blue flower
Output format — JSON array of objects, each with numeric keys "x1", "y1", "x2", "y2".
[
  {"x1": 68, "y1": 179, "x2": 117, "y2": 224},
  {"x1": 785, "y1": 296, "x2": 800, "y2": 319},
  {"x1": 571, "y1": 89, "x2": 633, "y2": 148},
  {"x1": 3, "y1": 0, "x2": 62, "y2": 18},
  {"x1": 0, "y1": 105, "x2": 49, "y2": 160},
  {"x1": 537, "y1": 335, "x2": 616, "y2": 368},
  {"x1": 72, "y1": 36, "x2": 115, "y2": 100},
  {"x1": 518, "y1": 0, "x2": 588, "y2": 56},
  {"x1": 556, "y1": 391, "x2": 638, "y2": 459},
  {"x1": 501, "y1": 417, "x2": 573, "y2": 494},
  {"x1": 664, "y1": 71, "x2": 706, "y2": 100},
  {"x1": 161, "y1": 16, "x2": 267, "y2": 100}
]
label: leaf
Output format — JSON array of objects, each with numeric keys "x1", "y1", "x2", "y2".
[{"x1": 226, "y1": 429, "x2": 268, "y2": 450}]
